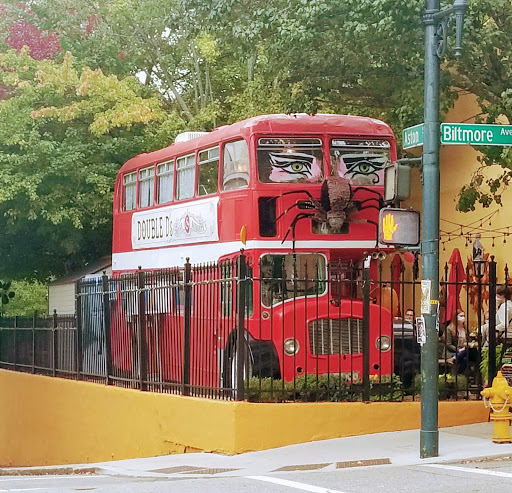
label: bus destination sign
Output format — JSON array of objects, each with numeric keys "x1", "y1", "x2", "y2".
[{"x1": 131, "y1": 196, "x2": 219, "y2": 249}]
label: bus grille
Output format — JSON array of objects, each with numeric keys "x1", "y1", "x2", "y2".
[{"x1": 309, "y1": 318, "x2": 363, "y2": 355}]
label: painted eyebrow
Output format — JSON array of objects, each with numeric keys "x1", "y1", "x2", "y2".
[
  {"x1": 269, "y1": 153, "x2": 314, "y2": 168},
  {"x1": 342, "y1": 155, "x2": 387, "y2": 171}
]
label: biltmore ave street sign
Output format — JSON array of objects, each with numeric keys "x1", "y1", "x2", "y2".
[
  {"x1": 402, "y1": 123, "x2": 512, "y2": 149},
  {"x1": 441, "y1": 123, "x2": 512, "y2": 146}
]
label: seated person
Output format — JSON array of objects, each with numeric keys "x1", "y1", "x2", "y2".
[
  {"x1": 481, "y1": 286, "x2": 512, "y2": 344},
  {"x1": 439, "y1": 309, "x2": 467, "y2": 372},
  {"x1": 404, "y1": 308, "x2": 415, "y2": 326}
]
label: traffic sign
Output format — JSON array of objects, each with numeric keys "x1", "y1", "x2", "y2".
[
  {"x1": 378, "y1": 208, "x2": 420, "y2": 246},
  {"x1": 402, "y1": 124, "x2": 424, "y2": 150},
  {"x1": 441, "y1": 123, "x2": 512, "y2": 146}
]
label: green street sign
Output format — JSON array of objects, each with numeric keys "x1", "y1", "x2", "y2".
[
  {"x1": 441, "y1": 123, "x2": 512, "y2": 146},
  {"x1": 402, "y1": 124, "x2": 424, "y2": 150}
]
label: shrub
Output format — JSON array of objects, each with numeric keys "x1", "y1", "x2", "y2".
[
  {"x1": 414, "y1": 374, "x2": 468, "y2": 398},
  {"x1": 245, "y1": 373, "x2": 403, "y2": 403}
]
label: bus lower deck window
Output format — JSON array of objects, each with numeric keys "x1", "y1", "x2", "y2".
[{"x1": 260, "y1": 254, "x2": 326, "y2": 306}]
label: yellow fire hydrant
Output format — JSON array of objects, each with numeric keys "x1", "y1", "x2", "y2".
[{"x1": 481, "y1": 371, "x2": 512, "y2": 443}]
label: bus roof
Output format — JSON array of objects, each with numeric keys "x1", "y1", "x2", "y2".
[{"x1": 118, "y1": 113, "x2": 395, "y2": 175}]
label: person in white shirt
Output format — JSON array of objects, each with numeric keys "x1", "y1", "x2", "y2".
[
  {"x1": 496, "y1": 286, "x2": 512, "y2": 341},
  {"x1": 481, "y1": 286, "x2": 512, "y2": 344}
]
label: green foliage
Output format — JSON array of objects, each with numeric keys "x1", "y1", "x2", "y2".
[
  {"x1": 0, "y1": 0, "x2": 510, "y2": 281},
  {"x1": 1, "y1": 280, "x2": 47, "y2": 316},
  {"x1": 414, "y1": 374, "x2": 469, "y2": 399},
  {"x1": 0, "y1": 280, "x2": 15, "y2": 309},
  {"x1": 480, "y1": 344, "x2": 504, "y2": 382},
  {"x1": 245, "y1": 373, "x2": 403, "y2": 403},
  {"x1": 0, "y1": 48, "x2": 165, "y2": 279}
]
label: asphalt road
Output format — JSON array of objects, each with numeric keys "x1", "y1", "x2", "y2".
[{"x1": 3, "y1": 456, "x2": 512, "y2": 493}]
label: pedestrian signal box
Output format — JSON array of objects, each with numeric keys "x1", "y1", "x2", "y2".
[{"x1": 378, "y1": 208, "x2": 420, "y2": 246}]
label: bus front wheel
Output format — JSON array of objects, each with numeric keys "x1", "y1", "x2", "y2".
[
  {"x1": 224, "y1": 336, "x2": 252, "y2": 392},
  {"x1": 223, "y1": 335, "x2": 281, "y2": 392}
]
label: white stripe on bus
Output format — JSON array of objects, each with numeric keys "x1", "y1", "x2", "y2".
[{"x1": 112, "y1": 240, "x2": 380, "y2": 271}]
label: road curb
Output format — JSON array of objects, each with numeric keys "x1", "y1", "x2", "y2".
[{"x1": 0, "y1": 466, "x2": 98, "y2": 476}]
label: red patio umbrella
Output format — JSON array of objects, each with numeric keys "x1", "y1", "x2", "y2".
[{"x1": 443, "y1": 248, "x2": 466, "y2": 324}]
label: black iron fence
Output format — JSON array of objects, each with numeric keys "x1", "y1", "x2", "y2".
[
  {"x1": 0, "y1": 313, "x2": 76, "y2": 377},
  {"x1": 0, "y1": 253, "x2": 508, "y2": 402}
]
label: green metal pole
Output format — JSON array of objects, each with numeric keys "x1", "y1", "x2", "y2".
[{"x1": 421, "y1": 0, "x2": 440, "y2": 459}]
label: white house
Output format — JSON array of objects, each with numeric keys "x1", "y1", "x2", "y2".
[{"x1": 48, "y1": 257, "x2": 112, "y2": 315}]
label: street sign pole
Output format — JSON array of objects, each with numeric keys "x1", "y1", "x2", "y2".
[
  {"x1": 421, "y1": 0, "x2": 441, "y2": 459},
  {"x1": 420, "y1": 0, "x2": 468, "y2": 459}
]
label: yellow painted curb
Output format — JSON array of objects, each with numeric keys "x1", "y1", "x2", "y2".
[{"x1": 0, "y1": 370, "x2": 489, "y2": 466}]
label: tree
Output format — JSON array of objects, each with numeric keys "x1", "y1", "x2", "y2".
[
  {"x1": 0, "y1": 49, "x2": 167, "y2": 279},
  {"x1": 450, "y1": 0, "x2": 512, "y2": 211},
  {"x1": 0, "y1": 0, "x2": 510, "y2": 285},
  {"x1": 1, "y1": 280, "x2": 46, "y2": 316},
  {"x1": 0, "y1": 280, "x2": 15, "y2": 312}
]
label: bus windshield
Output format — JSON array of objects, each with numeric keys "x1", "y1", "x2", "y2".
[
  {"x1": 260, "y1": 253, "x2": 326, "y2": 307},
  {"x1": 257, "y1": 138, "x2": 324, "y2": 184}
]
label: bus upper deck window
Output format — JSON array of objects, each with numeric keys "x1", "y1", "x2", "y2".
[
  {"x1": 330, "y1": 139, "x2": 390, "y2": 186},
  {"x1": 139, "y1": 167, "x2": 155, "y2": 208},
  {"x1": 198, "y1": 147, "x2": 219, "y2": 196},
  {"x1": 176, "y1": 154, "x2": 195, "y2": 200},
  {"x1": 257, "y1": 138, "x2": 323, "y2": 184},
  {"x1": 157, "y1": 160, "x2": 174, "y2": 204},
  {"x1": 123, "y1": 172, "x2": 137, "y2": 211},
  {"x1": 222, "y1": 140, "x2": 249, "y2": 191}
]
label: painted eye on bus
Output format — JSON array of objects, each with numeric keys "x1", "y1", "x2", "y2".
[
  {"x1": 268, "y1": 152, "x2": 322, "y2": 182},
  {"x1": 339, "y1": 154, "x2": 387, "y2": 184}
]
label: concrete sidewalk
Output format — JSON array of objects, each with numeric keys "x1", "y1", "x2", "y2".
[{"x1": 3, "y1": 422, "x2": 512, "y2": 479}]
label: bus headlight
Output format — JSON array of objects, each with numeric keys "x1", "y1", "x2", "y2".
[
  {"x1": 376, "y1": 336, "x2": 392, "y2": 352},
  {"x1": 284, "y1": 338, "x2": 300, "y2": 356}
]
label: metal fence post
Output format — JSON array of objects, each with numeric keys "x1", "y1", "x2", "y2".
[
  {"x1": 362, "y1": 255, "x2": 371, "y2": 401},
  {"x1": 13, "y1": 315, "x2": 17, "y2": 371},
  {"x1": 52, "y1": 309, "x2": 58, "y2": 377},
  {"x1": 236, "y1": 251, "x2": 247, "y2": 401},
  {"x1": 182, "y1": 258, "x2": 192, "y2": 396},
  {"x1": 102, "y1": 272, "x2": 113, "y2": 384},
  {"x1": 31, "y1": 314, "x2": 35, "y2": 374},
  {"x1": 488, "y1": 257, "x2": 497, "y2": 383},
  {"x1": 75, "y1": 280, "x2": 83, "y2": 380},
  {"x1": 137, "y1": 267, "x2": 148, "y2": 391}
]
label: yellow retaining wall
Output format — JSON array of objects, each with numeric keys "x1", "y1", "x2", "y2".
[{"x1": 0, "y1": 370, "x2": 489, "y2": 467}]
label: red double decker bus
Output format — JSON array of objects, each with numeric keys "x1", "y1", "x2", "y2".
[{"x1": 112, "y1": 114, "x2": 396, "y2": 388}]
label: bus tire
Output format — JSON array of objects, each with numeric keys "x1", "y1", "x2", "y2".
[
  {"x1": 223, "y1": 334, "x2": 280, "y2": 391},
  {"x1": 224, "y1": 335, "x2": 252, "y2": 392}
]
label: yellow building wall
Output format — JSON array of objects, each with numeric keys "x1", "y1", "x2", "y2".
[
  {"x1": 0, "y1": 370, "x2": 489, "y2": 467},
  {"x1": 401, "y1": 93, "x2": 511, "y2": 325}
]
